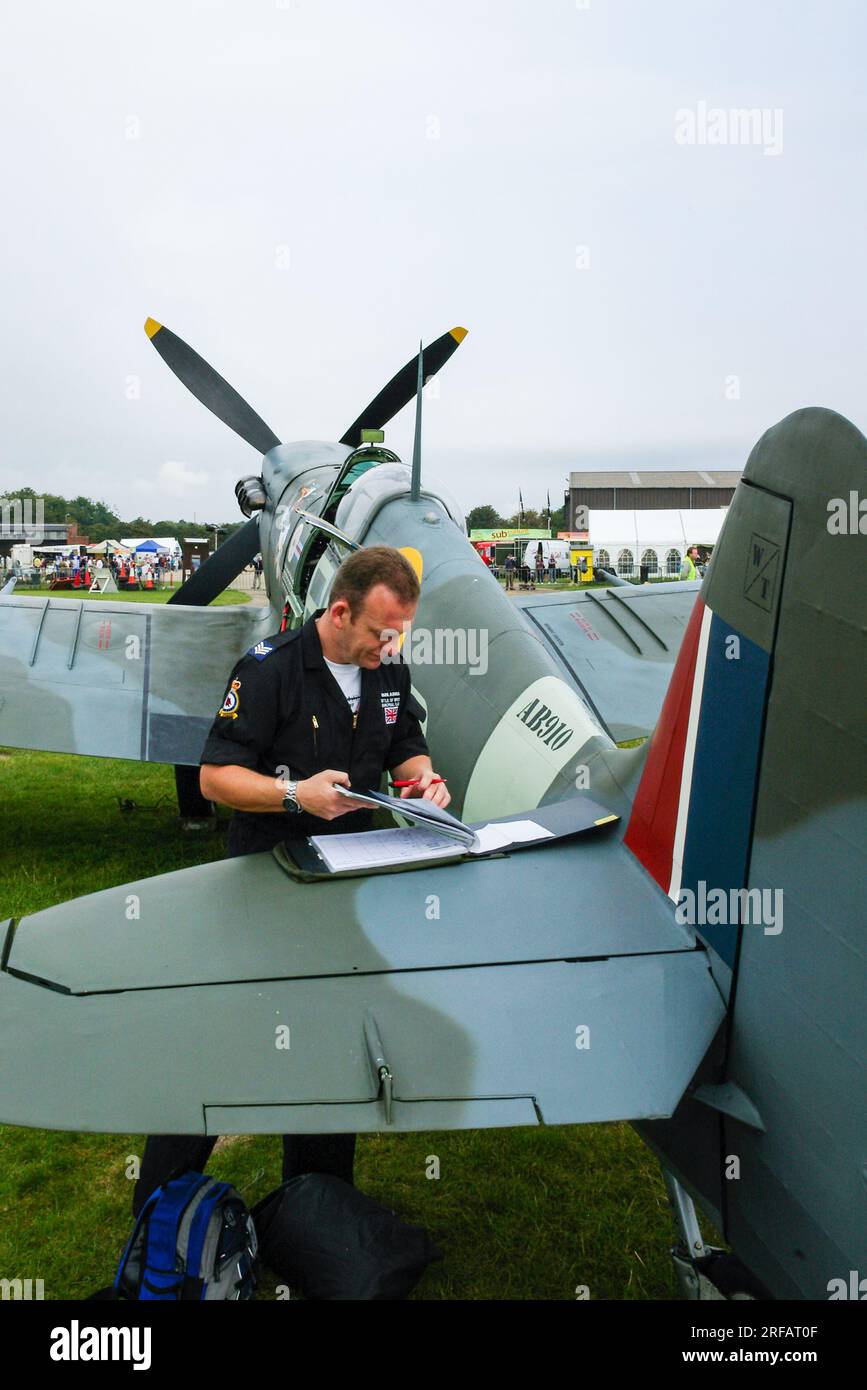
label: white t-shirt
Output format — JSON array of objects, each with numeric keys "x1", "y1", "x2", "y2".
[{"x1": 324, "y1": 657, "x2": 362, "y2": 718}]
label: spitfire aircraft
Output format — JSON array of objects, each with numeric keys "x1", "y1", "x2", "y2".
[{"x1": 0, "y1": 319, "x2": 863, "y2": 1302}]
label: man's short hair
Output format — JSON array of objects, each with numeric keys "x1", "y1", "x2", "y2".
[{"x1": 330, "y1": 545, "x2": 420, "y2": 614}]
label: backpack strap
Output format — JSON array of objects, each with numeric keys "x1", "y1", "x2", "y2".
[
  {"x1": 113, "y1": 1185, "x2": 165, "y2": 1296},
  {"x1": 184, "y1": 1181, "x2": 230, "y2": 1295},
  {"x1": 139, "y1": 1173, "x2": 211, "y2": 1301}
]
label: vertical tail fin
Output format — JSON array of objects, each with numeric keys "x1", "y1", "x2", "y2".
[
  {"x1": 625, "y1": 407, "x2": 866, "y2": 972},
  {"x1": 629, "y1": 406, "x2": 866, "y2": 1298}
]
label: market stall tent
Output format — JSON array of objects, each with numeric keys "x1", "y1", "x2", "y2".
[{"x1": 588, "y1": 508, "x2": 728, "y2": 578}]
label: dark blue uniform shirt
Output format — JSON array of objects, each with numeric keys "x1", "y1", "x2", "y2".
[{"x1": 200, "y1": 608, "x2": 429, "y2": 855}]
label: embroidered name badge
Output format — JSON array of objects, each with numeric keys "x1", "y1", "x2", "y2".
[
  {"x1": 219, "y1": 679, "x2": 241, "y2": 718},
  {"x1": 249, "y1": 641, "x2": 274, "y2": 661},
  {"x1": 381, "y1": 691, "x2": 400, "y2": 726}
]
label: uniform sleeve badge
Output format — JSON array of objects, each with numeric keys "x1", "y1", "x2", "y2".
[
  {"x1": 381, "y1": 692, "x2": 400, "y2": 725},
  {"x1": 219, "y1": 679, "x2": 241, "y2": 719}
]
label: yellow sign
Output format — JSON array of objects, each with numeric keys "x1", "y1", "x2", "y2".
[{"x1": 570, "y1": 547, "x2": 594, "y2": 582}]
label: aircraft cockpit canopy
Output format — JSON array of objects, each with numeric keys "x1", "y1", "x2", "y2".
[{"x1": 335, "y1": 462, "x2": 467, "y2": 542}]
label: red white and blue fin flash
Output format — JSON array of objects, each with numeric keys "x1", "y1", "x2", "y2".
[{"x1": 624, "y1": 597, "x2": 772, "y2": 968}]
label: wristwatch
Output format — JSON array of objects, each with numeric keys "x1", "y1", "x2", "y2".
[{"x1": 282, "y1": 779, "x2": 302, "y2": 814}]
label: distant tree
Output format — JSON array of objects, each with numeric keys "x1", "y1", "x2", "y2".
[
  {"x1": 5, "y1": 486, "x2": 125, "y2": 541},
  {"x1": 505, "y1": 508, "x2": 545, "y2": 530},
  {"x1": 16, "y1": 488, "x2": 69, "y2": 523},
  {"x1": 68, "y1": 494, "x2": 121, "y2": 532},
  {"x1": 466, "y1": 504, "x2": 505, "y2": 530},
  {"x1": 3, "y1": 487, "x2": 285, "y2": 549},
  {"x1": 3, "y1": 485, "x2": 53, "y2": 512},
  {"x1": 165, "y1": 519, "x2": 246, "y2": 545}
]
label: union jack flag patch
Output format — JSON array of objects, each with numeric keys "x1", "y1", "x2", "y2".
[{"x1": 381, "y1": 691, "x2": 400, "y2": 726}]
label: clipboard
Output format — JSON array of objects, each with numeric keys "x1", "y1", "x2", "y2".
[
  {"x1": 274, "y1": 835, "x2": 491, "y2": 883},
  {"x1": 272, "y1": 795, "x2": 619, "y2": 884}
]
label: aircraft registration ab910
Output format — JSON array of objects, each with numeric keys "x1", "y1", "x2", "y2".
[{"x1": 0, "y1": 319, "x2": 863, "y2": 1301}]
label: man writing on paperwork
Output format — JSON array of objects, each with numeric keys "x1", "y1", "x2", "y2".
[
  {"x1": 132, "y1": 545, "x2": 448, "y2": 1216},
  {"x1": 199, "y1": 543, "x2": 450, "y2": 854}
]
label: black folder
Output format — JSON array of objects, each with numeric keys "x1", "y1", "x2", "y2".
[{"x1": 272, "y1": 795, "x2": 619, "y2": 883}]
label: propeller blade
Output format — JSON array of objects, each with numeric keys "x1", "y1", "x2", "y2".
[
  {"x1": 167, "y1": 516, "x2": 261, "y2": 607},
  {"x1": 339, "y1": 327, "x2": 467, "y2": 447},
  {"x1": 145, "y1": 318, "x2": 281, "y2": 456}
]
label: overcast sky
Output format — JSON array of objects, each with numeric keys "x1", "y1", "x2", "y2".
[{"x1": 2, "y1": 0, "x2": 864, "y2": 521}]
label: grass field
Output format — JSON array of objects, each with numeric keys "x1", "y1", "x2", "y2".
[
  {"x1": 493, "y1": 575, "x2": 682, "y2": 592},
  {"x1": 0, "y1": 587, "x2": 719, "y2": 1299},
  {"x1": 9, "y1": 583, "x2": 250, "y2": 605}
]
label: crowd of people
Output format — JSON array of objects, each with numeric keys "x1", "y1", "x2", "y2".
[
  {"x1": 500, "y1": 552, "x2": 585, "y2": 590},
  {"x1": 1, "y1": 548, "x2": 179, "y2": 590},
  {"x1": 494, "y1": 545, "x2": 708, "y2": 591}
]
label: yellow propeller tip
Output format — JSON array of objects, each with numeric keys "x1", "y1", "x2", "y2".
[
  {"x1": 450, "y1": 326, "x2": 468, "y2": 343},
  {"x1": 144, "y1": 317, "x2": 162, "y2": 339}
]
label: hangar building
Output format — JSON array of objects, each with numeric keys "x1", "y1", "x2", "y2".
[{"x1": 566, "y1": 469, "x2": 741, "y2": 530}]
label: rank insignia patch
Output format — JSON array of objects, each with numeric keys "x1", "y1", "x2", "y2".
[{"x1": 249, "y1": 641, "x2": 274, "y2": 660}]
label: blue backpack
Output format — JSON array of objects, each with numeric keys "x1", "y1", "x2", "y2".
[{"x1": 114, "y1": 1172, "x2": 258, "y2": 1301}]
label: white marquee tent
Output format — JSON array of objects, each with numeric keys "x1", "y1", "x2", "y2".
[{"x1": 588, "y1": 508, "x2": 728, "y2": 578}]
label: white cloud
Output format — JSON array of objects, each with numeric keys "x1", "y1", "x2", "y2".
[{"x1": 158, "y1": 460, "x2": 210, "y2": 491}]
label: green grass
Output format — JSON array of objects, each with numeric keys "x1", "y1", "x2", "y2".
[
  {"x1": 498, "y1": 576, "x2": 610, "y2": 591},
  {"x1": 13, "y1": 584, "x2": 250, "y2": 605},
  {"x1": 0, "y1": 748, "x2": 720, "y2": 1300},
  {"x1": 496, "y1": 576, "x2": 683, "y2": 591}
]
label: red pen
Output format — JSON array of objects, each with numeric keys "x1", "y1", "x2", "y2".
[{"x1": 389, "y1": 777, "x2": 447, "y2": 787}]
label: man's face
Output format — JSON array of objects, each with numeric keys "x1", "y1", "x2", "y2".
[{"x1": 331, "y1": 583, "x2": 418, "y2": 667}]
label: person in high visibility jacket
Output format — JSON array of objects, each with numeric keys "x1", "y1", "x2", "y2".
[{"x1": 680, "y1": 545, "x2": 701, "y2": 580}]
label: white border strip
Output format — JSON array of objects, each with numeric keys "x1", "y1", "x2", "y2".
[{"x1": 668, "y1": 603, "x2": 713, "y2": 902}]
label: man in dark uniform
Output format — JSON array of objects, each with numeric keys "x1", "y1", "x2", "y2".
[{"x1": 132, "y1": 545, "x2": 449, "y2": 1215}]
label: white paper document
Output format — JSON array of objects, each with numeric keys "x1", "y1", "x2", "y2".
[
  {"x1": 310, "y1": 819, "x2": 554, "y2": 873},
  {"x1": 468, "y1": 820, "x2": 554, "y2": 854},
  {"x1": 310, "y1": 826, "x2": 466, "y2": 872}
]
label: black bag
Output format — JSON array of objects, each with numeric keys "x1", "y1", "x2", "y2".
[{"x1": 252, "y1": 1173, "x2": 442, "y2": 1300}]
